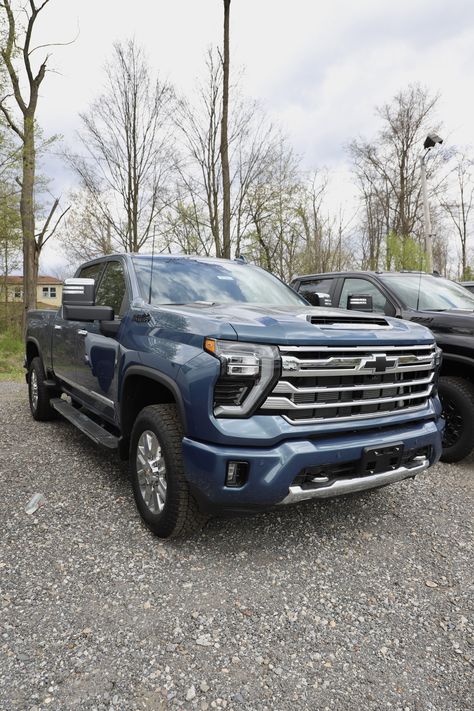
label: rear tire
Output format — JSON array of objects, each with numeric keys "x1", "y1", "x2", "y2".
[
  {"x1": 438, "y1": 376, "x2": 474, "y2": 463},
  {"x1": 129, "y1": 404, "x2": 208, "y2": 539},
  {"x1": 28, "y1": 357, "x2": 57, "y2": 421}
]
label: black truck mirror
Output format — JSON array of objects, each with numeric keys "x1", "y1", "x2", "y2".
[
  {"x1": 307, "y1": 291, "x2": 332, "y2": 307},
  {"x1": 347, "y1": 294, "x2": 373, "y2": 312},
  {"x1": 62, "y1": 278, "x2": 114, "y2": 322}
]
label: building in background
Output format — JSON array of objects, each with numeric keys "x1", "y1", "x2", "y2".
[{"x1": 1, "y1": 276, "x2": 63, "y2": 307}]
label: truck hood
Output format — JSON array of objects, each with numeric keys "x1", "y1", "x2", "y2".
[
  {"x1": 157, "y1": 303, "x2": 434, "y2": 346},
  {"x1": 409, "y1": 309, "x2": 474, "y2": 338}
]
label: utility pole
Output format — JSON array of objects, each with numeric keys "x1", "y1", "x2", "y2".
[
  {"x1": 420, "y1": 133, "x2": 443, "y2": 274},
  {"x1": 420, "y1": 152, "x2": 433, "y2": 272}
]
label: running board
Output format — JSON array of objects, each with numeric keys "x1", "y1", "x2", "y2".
[{"x1": 50, "y1": 398, "x2": 119, "y2": 450}]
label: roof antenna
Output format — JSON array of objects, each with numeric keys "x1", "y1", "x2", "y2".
[
  {"x1": 416, "y1": 241, "x2": 424, "y2": 311},
  {"x1": 148, "y1": 226, "x2": 156, "y2": 305}
]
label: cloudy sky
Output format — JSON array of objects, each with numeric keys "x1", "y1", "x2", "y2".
[{"x1": 30, "y1": 0, "x2": 474, "y2": 270}]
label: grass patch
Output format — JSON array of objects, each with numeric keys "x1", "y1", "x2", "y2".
[
  {"x1": 0, "y1": 303, "x2": 56, "y2": 382},
  {"x1": 0, "y1": 329, "x2": 24, "y2": 381}
]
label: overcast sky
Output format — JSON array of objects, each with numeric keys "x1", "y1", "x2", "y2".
[{"x1": 32, "y1": 0, "x2": 474, "y2": 271}]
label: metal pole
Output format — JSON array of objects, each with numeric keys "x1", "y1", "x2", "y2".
[{"x1": 420, "y1": 152, "x2": 433, "y2": 273}]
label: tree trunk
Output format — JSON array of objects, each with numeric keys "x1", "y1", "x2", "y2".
[
  {"x1": 220, "y1": 0, "x2": 231, "y2": 259},
  {"x1": 21, "y1": 114, "x2": 37, "y2": 318}
]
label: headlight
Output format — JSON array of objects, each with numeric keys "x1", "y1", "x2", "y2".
[
  {"x1": 432, "y1": 345, "x2": 443, "y2": 396},
  {"x1": 204, "y1": 338, "x2": 280, "y2": 417}
]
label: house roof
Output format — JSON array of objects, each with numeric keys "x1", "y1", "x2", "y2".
[{"x1": 6, "y1": 275, "x2": 62, "y2": 285}]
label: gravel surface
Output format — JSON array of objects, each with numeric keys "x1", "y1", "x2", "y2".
[{"x1": 0, "y1": 381, "x2": 473, "y2": 711}]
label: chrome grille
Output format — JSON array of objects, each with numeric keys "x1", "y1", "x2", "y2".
[{"x1": 260, "y1": 344, "x2": 436, "y2": 424}]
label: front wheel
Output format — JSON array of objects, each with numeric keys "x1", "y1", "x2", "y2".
[
  {"x1": 438, "y1": 376, "x2": 474, "y2": 463},
  {"x1": 129, "y1": 404, "x2": 207, "y2": 539}
]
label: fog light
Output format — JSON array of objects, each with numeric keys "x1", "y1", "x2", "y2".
[{"x1": 226, "y1": 461, "x2": 249, "y2": 487}]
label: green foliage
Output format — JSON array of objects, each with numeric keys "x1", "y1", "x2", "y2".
[
  {"x1": 462, "y1": 265, "x2": 474, "y2": 281},
  {"x1": 0, "y1": 305, "x2": 23, "y2": 381},
  {"x1": 385, "y1": 231, "x2": 427, "y2": 271}
]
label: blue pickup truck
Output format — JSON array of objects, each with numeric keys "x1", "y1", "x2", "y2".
[{"x1": 25, "y1": 254, "x2": 443, "y2": 538}]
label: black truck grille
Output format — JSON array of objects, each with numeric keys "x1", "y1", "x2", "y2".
[{"x1": 260, "y1": 344, "x2": 436, "y2": 424}]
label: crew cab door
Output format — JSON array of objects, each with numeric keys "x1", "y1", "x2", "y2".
[
  {"x1": 73, "y1": 259, "x2": 129, "y2": 421},
  {"x1": 52, "y1": 261, "x2": 105, "y2": 391}
]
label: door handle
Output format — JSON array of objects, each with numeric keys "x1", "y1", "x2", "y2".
[
  {"x1": 54, "y1": 324, "x2": 62, "y2": 330},
  {"x1": 77, "y1": 329, "x2": 88, "y2": 336}
]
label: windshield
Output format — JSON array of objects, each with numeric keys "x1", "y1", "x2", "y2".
[
  {"x1": 132, "y1": 257, "x2": 307, "y2": 307},
  {"x1": 380, "y1": 274, "x2": 474, "y2": 310}
]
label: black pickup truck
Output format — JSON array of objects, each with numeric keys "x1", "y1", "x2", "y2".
[{"x1": 291, "y1": 270, "x2": 474, "y2": 463}]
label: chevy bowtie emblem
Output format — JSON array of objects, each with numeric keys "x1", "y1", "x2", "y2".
[{"x1": 361, "y1": 353, "x2": 397, "y2": 372}]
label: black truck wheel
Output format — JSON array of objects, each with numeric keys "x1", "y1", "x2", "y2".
[
  {"x1": 28, "y1": 357, "x2": 57, "y2": 421},
  {"x1": 129, "y1": 404, "x2": 207, "y2": 539},
  {"x1": 438, "y1": 376, "x2": 474, "y2": 463}
]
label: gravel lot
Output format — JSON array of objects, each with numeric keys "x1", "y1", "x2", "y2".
[{"x1": 0, "y1": 381, "x2": 473, "y2": 711}]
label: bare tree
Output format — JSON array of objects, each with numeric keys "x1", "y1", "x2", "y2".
[
  {"x1": 174, "y1": 51, "x2": 223, "y2": 256},
  {"x1": 67, "y1": 39, "x2": 175, "y2": 253},
  {"x1": 59, "y1": 189, "x2": 116, "y2": 263},
  {"x1": 439, "y1": 150, "x2": 474, "y2": 279},
  {"x1": 349, "y1": 85, "x2": 441, "y2": 269},
  {"x1": 0, "y1": 0, "x2": 69, "y2": 314}
]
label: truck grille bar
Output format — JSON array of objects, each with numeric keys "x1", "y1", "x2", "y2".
[{"x1": 260, "y1": 344, "x2": 436, "y2": 424}]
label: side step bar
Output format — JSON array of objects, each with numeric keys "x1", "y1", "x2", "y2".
[{"x1": 50, "y1": 398, "x2": 119, "y2": 450}]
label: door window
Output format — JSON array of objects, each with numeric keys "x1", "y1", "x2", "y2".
[
  {"x1": 339, "y1": 278, "x2": 389, "y2": 314},
  {"x1": 79, "y1": 262, "x2": 104, "y2": 283},
  {"x1": 95, "y1": 261, "x2": 128, "y2": 317}
]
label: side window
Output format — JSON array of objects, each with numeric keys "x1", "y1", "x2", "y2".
[
  {"x1": 298, "y1": 278, "x2": 334, "y2": 306},
  {"x1": 339, "y1": 278, "x2": 389, "y2": 314},
  {"x1": 95, "y1": 261, "x2": 128, "y2": 318}
]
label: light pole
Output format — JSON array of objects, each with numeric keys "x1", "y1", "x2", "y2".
[{"x1": 420, "y1": 133, "x2": 443, "y2": 272}]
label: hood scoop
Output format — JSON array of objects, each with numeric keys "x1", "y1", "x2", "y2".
[{"x1": 307, "y1": 314, "x2": 390, "y2": 329}]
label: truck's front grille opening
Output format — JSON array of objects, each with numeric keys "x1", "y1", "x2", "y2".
[
  {"x1": 292, "y1": 446, "x2": 431, "y2": 489},
  {"x1": 260, "y1": 344, "x2": 436, "y2": 424},
  {"x1": 214, "y1": 378, "x2": 253, "y2": 407}
]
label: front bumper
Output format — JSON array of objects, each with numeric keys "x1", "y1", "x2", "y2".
[{"x1": 181, "y1": 417, "x2": 443, "y2": 512}]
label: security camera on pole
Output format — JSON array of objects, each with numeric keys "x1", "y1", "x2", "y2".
[{"x1": 420, "y1": 133, "x2": 443, "y2": 272}]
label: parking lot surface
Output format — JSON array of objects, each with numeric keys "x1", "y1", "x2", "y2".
[{"x1": 0, "y1": 381, "x2": 473, "y2": 711}]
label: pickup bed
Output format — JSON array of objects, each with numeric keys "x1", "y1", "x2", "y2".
[{"x1": 25, "y1": 255, "x2": 443, "y2": 538}]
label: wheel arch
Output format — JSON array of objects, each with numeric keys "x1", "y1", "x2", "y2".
[
  {"x1": 120, "y1": 366, "x2": 188, "y2": 444},
  {"x1": 440, "y1": 353, "x2": 474, "y2": 383}
]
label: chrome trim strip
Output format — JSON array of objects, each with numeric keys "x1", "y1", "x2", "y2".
[
  {"x1": 273, "y1": 373, "x2": 434, "y2": 395},
  {"x1": 280, "y1": 402, "x2": 428, "y2": 425},
  {"x1": 261, "y1": 386, "x2": 433, "y2": 411},
  {"x1": 55, "y1": 372, "x2": 115, "y2": 408},
  {"x1": 281, "y1": 363, "x2": 434, "y2": 378},
  {"x1": 279, "y1": 344, "x2": 436, "y2": 353},
  {"x1": 279, "y1": 458, "x2": 430, "y2": 504}
]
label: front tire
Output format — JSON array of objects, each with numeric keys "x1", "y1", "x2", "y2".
[
  {"x1": 28, "y1": 357, "x2": 56, "y2": 421},
  {"x1": 438, "y1": 376, "x2": 474, "y2": 463},
  {"x1": 129, "y1": 404, "x2": 207, "y2": 539}
]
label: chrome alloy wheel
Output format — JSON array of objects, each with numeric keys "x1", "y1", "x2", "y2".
[
  {"x1": 136, "y1": 430, "x2": 167, "y2": 514},
  {"x1": 30, "y1": 369, "x2": 39, "y2": 411}
]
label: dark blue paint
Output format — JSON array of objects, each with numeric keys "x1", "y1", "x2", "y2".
[{"x1": 26, "y1": 254, "x2": 444, "y2": 510}]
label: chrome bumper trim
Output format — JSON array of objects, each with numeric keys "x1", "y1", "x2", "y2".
[{"x1": 279, "y1": 457, "x2": 430, "y2": 504}]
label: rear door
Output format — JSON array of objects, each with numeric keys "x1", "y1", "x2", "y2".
[{"x1": 73, "y1": 260, "x2": 129, "y2": 422}]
